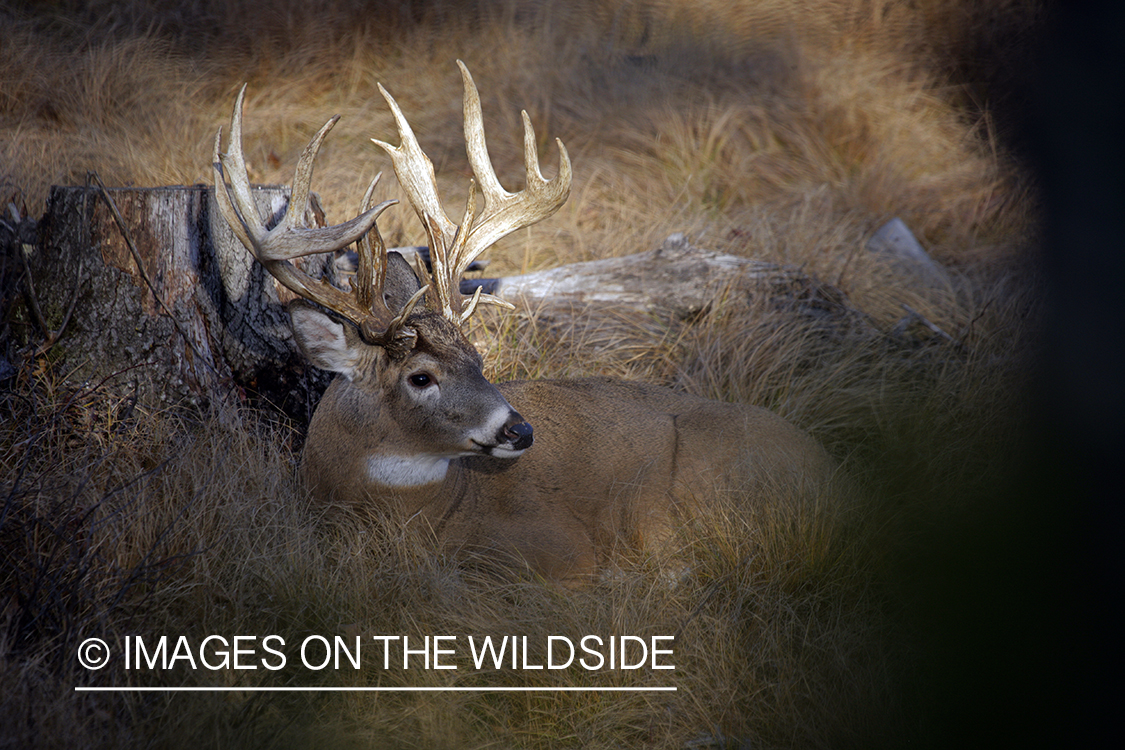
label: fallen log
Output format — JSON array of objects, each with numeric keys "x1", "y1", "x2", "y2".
[
  {"x1": 487, "y1": 232, "x2": 821, "y2": 322},
  {"x1": 347, "y1": 233, "x2": 858, "y2": 332}
]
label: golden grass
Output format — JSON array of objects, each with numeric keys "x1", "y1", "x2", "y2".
[{"x1": 2, "y1": 0, "x2": 1046, "y2": 747}]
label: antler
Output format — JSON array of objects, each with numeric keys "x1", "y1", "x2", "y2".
[
  {"x1": 213, "y1": 85, "x2": 427, "y2": 351},
  {"x1": 372, "y1": 60, "x2": 572, "y2": 325}
]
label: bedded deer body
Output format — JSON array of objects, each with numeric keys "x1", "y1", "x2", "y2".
[
  {"x1": 294, "y1": 262, "x2": 832, "y2": 582},
  {"x1": 213, "y1": 62, "x2": 833, "y2": 583}
]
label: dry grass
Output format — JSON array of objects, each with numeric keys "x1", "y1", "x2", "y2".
[
  {"x1": 2, "y1": 0, "x2": 1037, "y2": 274},
  {"x1": 1, "y1": 0, "x2": 1049, "y2": 747},
  {"x1": 2, "y1": 369, "x2": 898, "y2": 748}
]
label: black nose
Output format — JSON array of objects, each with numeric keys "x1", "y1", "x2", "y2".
[{"x1": 503, "y1": 419, "x2": 534, "y2": 451}]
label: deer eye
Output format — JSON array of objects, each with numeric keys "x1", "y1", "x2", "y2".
[{"x1": 408, "y1": 372, "x2": 434, "y2": 388}]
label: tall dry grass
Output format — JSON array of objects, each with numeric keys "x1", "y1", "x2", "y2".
[{"x1": 2, "y1": 0, "x2": 1049, "y2": 747}]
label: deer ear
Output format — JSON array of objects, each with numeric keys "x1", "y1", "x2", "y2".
[
  {"x1": 383, "y1": 251, "x2": 424, "y2": 314},
  {"x1": 288, "y1": 300, "x2": 364, "y2": 379}
]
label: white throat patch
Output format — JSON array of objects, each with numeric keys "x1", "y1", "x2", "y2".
[{"x1": 366, "y1": 454, "x2": 451, "y2": 488}]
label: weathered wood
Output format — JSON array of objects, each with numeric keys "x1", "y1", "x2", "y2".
[
  {"x1": 368, "y1": 234, "x2": 855, "y2": 331},
  {"x1": 448, "y1": 234, "x2": 866, "y2": 356},
  {"x1": 485, "y1": 232, "x2": 811, "y2": 322},
  {"x1": 866, "y1": 217, "x2": 949, "y2": 289}
]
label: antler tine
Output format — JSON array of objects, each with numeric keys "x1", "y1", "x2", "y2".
[
  {"x1": 214, "y1": 85, "x2": 417, "y2": 350},
  {"x1": 371, "y1": 62, "x2": 571, "y2": 326},
  {"x1": 219, "y1": 85, "x2": 389, "y2": 262},
  {"x1": 456, "y1": 60, "x2": 571, "y2": 278},
  {"x1": 354, "y1": 173, "x2": 386, "y2": 312},
  {"x1": 371, "y1": 83, "x2": 458, "y2": 248},
  {"x1": 355, "y1": 173, "x2": 433, "y2": 326},
  {"x1": 371, "y1": 82, "x2": 462, "y2": 320}
]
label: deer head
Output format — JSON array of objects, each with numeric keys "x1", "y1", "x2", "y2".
[{"x1": 213, "y1": 62, "x2": 570, "y2": 482}]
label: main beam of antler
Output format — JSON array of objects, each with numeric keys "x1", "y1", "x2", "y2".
[
  {"x1": 455, "y1": 60, "x2": 571, "y2": 277},
  {"x1": 370, "y1": 61, "x2": 571, "y2": 327},
  {"x1": 215, "y1": 85, "x2": 388, "y2": 263},
  {"x1": 213, "y1": 85, "x2": 421, "y2": 349}
]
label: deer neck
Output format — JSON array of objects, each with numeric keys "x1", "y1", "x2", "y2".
[
  {"x1": 363, "y1": 450, "x2": 472, "y2": 522},
  {"x1": 365, "y1": 452, "x2": 452, "y2": 489}
]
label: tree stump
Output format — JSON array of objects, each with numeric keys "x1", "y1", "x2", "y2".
[{"x1": 12, "y1": 184, "x2": 334, "y2": 421}]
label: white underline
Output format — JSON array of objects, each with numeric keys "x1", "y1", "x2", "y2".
[{"x1": 75, "y1": 686, "x2": 676, "y2": 692}]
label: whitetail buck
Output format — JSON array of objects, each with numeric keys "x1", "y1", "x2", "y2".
[{"x1": 213, "y1": 62, "x2": 834, "y2": 584}]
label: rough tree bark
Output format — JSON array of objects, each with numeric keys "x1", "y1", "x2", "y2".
[{"x1": 11, "y1": 184, "x2": 335, "y2": 420}]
